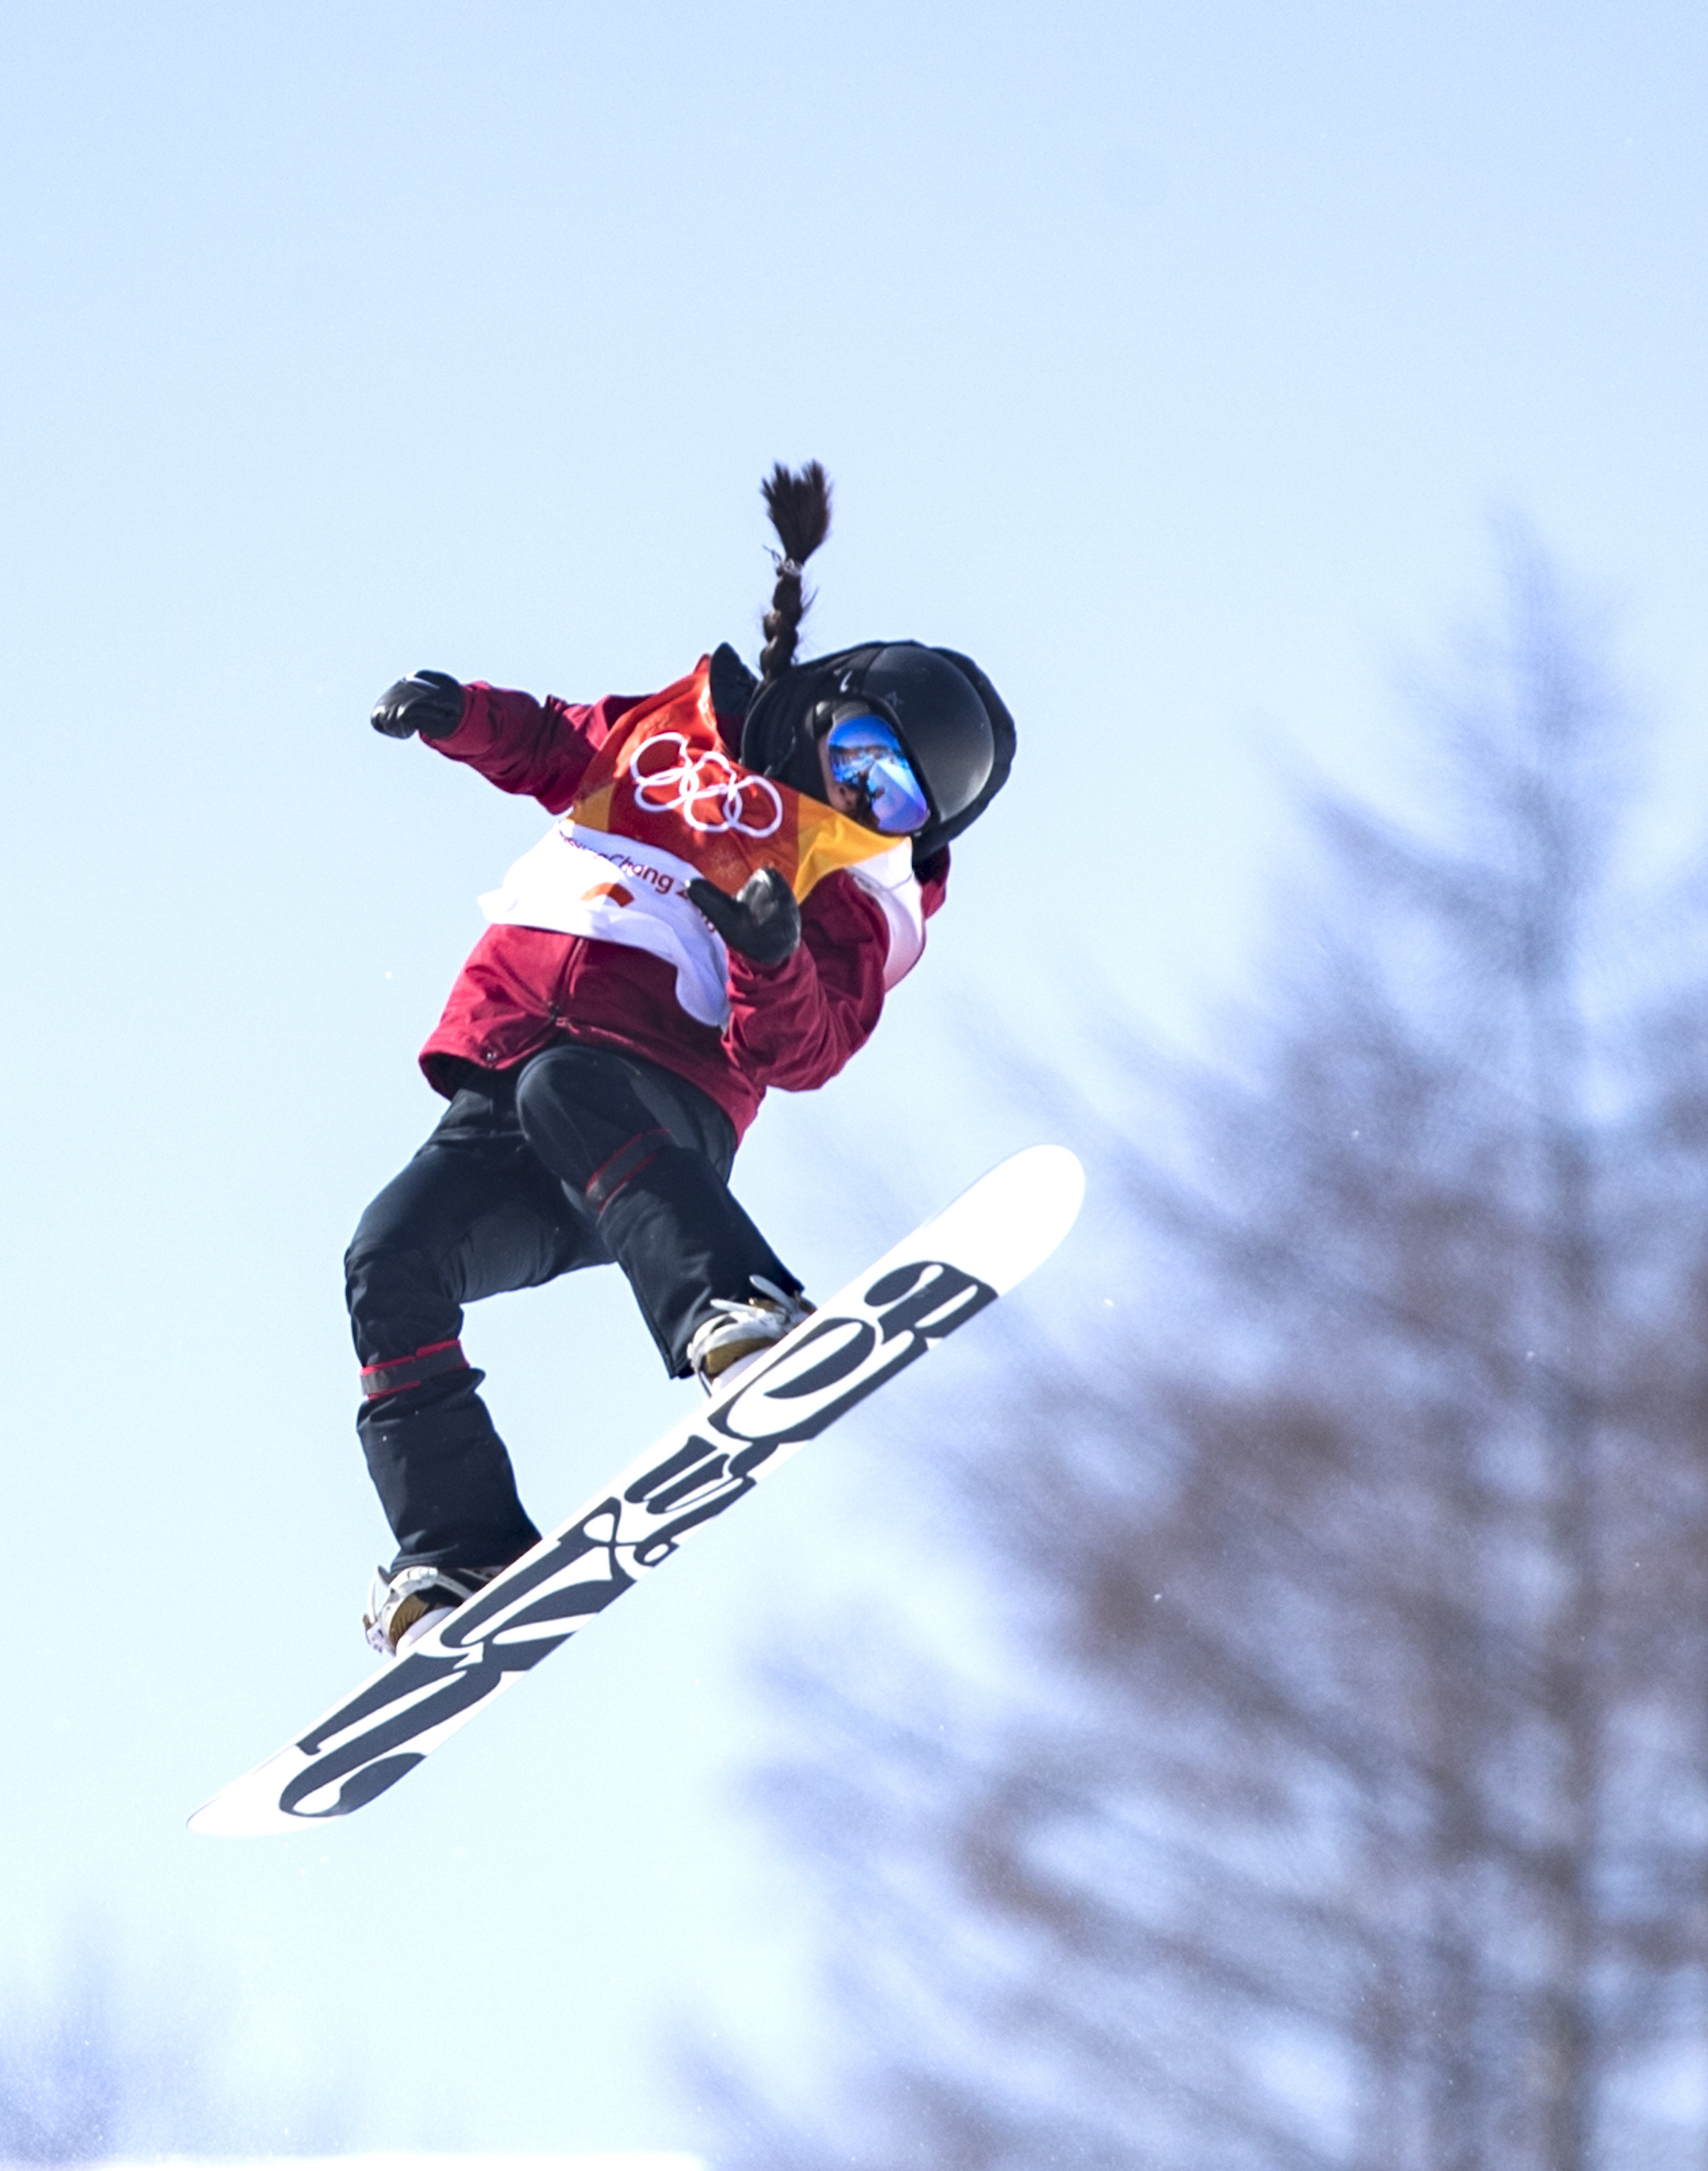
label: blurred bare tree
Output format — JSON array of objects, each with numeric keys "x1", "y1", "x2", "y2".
[
  {"x1": 0, "y1": 1959, "x2": 126, "y2": 2164},
  {"x1": 0, "y1": 1936, "x2": 352, "y2": 2163},
  {"x1": 698, "y1": 542, "x2": 1708, "y2": 2170}
]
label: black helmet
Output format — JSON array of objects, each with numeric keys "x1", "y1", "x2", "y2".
[
  {"x1": 828, "y1": 645, "x2": 994, "y2": 827},
  {"x1": 739, "y1": 640, "x2": 1016, "y2": 862}
]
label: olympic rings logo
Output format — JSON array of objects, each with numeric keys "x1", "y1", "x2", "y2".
[{"x1": 627, "y1": 733, "x2": 784, "y2": 837}]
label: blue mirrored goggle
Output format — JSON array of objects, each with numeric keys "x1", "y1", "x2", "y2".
[{"x1": 824, "y1": 712, "x2": 932, "y2": 835}]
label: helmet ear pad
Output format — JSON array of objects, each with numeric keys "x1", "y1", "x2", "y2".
[
  {"x1": 773, "y1": 698, "x2": 836, "y2": 806},
  {"x1": 779, "y1": 698, "x2": 835, "y2": 803}
]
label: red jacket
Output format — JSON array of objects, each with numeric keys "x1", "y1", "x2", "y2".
[{"x1": 416, "y1": 673, "x2": 948, "y2": 1139}]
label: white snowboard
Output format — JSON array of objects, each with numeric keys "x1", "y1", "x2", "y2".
[{"x1": 190, "y1": 1144, "x2": 1084, "y2": 1836}]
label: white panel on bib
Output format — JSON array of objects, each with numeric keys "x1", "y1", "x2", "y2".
[
  {"x1": 480, "y1": 823, "x2": 733, "y2": 1028},
  {"x1": 479, "y1": 819, "x2": 926, "y2": 1026}
]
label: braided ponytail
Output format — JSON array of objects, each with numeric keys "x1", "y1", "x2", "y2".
[{"x1": 758, "y1": 460, "x2": 832, "y2": 683}]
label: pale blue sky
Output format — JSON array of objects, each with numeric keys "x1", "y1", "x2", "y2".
[{"x1": 2, "y1": 0, "x2": 1705, "y2": 2157}]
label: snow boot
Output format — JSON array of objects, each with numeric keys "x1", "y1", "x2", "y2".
[
  {"x1": 685, "y1": 1276, "x2": 814, "y2": 1391},
  {"x1": 364, "y1": 1563, "x2": 499, "y2": 1659}
]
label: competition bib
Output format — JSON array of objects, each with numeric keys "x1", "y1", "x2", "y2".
[{"x1": 478, "y1": 661, "x2": 925, "y2": 1028}]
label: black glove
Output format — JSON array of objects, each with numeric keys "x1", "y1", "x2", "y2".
[
  {"x1": 371, "y1": 670, "x2": 464, "y2": 741},
  {"x1": 708, "y1": 641, "x2": 760, "y2": 724},
  {"x1": 687, "y1": 867, "x2": 802, "y2": 969}
]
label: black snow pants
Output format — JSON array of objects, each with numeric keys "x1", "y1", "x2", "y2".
[{"x1": 344, "y1": 1041, "x2": 799, "y2": 1576}]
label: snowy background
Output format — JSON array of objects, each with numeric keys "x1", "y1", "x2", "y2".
[{"x1": 1, "y1": 0, "x2": 1705, "y2": 2160}]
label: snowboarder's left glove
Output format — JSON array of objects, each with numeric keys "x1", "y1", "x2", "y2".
[
  {"x1": 708, "y1": 642, "x2": 760, "y2": 724},
  {"x1": 371, "y1": 671, "x2": 464, "y2": 741},
  {"x1": 687, "y1": 868, "x2": 801, "y2": 969}
]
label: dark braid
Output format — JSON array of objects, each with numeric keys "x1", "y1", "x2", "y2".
[{"x1": 758, "y1": 460, "x2": 832, "y2": 683}]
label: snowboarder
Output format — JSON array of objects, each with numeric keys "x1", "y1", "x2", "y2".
[{"x1": 349, "y1": 463, "x2": 1015, "y2": 1657}]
